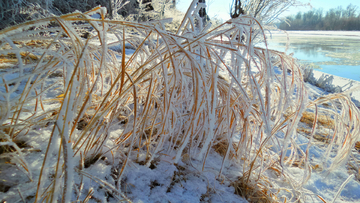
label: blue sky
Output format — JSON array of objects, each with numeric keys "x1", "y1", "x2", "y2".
[{"x1": 176, "y1": 0, "x2": 360, "y2": 21}]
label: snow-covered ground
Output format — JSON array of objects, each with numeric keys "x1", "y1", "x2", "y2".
[
  {"x1": 298, "y1": 83, "x2": 360, "y2": 202},
  {"x1": 1, "y1": 50, "x2": 359, "y2": 203},
  {"x1": 305, "y1": 69, "x2": 360, "y2": 108},
  {"x1": 100, "y1": 30, "x2": 360, "y2": 203}
]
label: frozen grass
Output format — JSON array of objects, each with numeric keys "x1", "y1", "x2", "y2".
[{"x1": 0, "y1": 1, "x2": 360, "y2": 202}]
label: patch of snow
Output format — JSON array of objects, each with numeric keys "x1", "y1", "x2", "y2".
[
  {"x1": 304, "y1": 68, "x2": 360, "y2": 108},
  {"x1": 97, "y1": 151, "x2": 250, "y2": 203}
]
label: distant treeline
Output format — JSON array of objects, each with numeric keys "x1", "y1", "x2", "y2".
[{"x1": 278, "y1": 4, "x2": 360, "y2": 30}]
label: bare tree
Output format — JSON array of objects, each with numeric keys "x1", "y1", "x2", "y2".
[
  {"x1": 197, "y1": 0, "x2": 209, "y2": 24},
  {"x1": 198, "y1": 0, "x2": 206, "y2": 18},
  {"x1": 230, "y1": 0, "x2": 245, "y2": 19},
  {"x1": 345, "y1": 4, "x2": 358, "y2": 18},
  {"x1": 230, "y1": 0, "x2": 300, "y2": 24},
  {"x1": 142, "y1": 0, "x2": 154, "y2": 11}
]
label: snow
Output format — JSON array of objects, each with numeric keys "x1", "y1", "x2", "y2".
[
  {"x1": 1, "y1": 16, "x2": 360, "y2": 203},
  {"x1": 120, "y1": 152, "x2": 248, "y2": 203},
  {"x1": 269, "y1": 30, "x2": 360, "y2": 108},
  {"x1": 291, "y1": 73, "x2": 360, "y2": 202},
  {"x1": 305, "y1": 171, "x2": 360, "y2": 202},
  {"x1": 2, "y1": 80, "x2": 360, "y2": 203},
  {"x1": 286, "y1": 132, "x2": 360, "y2": 202},
  {"x1": 305, "y1": 68, "x2": 360, "y2": 108}
]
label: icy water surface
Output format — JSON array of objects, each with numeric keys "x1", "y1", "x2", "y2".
[{"x1": 265, "y1": 32, "x2": 360, "y2": 81}]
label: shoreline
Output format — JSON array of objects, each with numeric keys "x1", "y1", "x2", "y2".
[
  {"x1": 304, "y1": 69, "x2": 360, "y2": 108},
  {"x1": 270, "y1": 30, "x2": 360, "y2": 38},
  {"x1": 265, "y1": 30, "x2": 360, "y2": 107}
]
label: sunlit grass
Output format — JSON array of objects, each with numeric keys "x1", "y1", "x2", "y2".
[{"x1": 0, "y1": 2, "x2": 359, "y2": 202}]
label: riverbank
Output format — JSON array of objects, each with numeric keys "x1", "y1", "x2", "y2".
[
  {"x1": 270, "y1": 30, "x2": 360, "y2": 38},
  {"x1": 304, "y1": 68, "x2": 360, "y2": 108}
]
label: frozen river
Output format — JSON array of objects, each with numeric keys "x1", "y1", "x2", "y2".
[{"x1": 265, "y1": 31, "x2": 360, "y2": 81}]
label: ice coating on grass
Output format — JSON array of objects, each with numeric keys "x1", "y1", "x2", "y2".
[{"x1": 0, "y1": 2, "x2": 360, "y2": 203}]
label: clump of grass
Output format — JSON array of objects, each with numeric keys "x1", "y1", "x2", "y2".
[
  {"x1": 300, "y1": 111, "x2": 335, "y2": 128},
  {"x1": 231, "y1": 175, "x2": 273, "y2": 203},
  {"x1": 212, "y1": 137, "x2": 237, "y2": 159},
  {"x1": 355, "y1": 141, "x2": 360, "y2": 152},
  {"x1": 0, "y1": 1, "x2": 359, "y2": 202},
  {"x1": 0, "y1": 52, "x2": 39, "y2": 68},
  {"x1": 76, "y1": 114, "x2": 92, "y2": 130},
  {"x1": 0, "y1": 139, "x2": 29, "y2": 155},
  {"x1": 166, "y1": 164, "x2": 187, "y2": 193},
  {"x1": 297, "y1": 127, "x2": 331, "y2": 143}
]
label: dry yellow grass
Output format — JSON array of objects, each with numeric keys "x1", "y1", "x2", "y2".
[
  {"x1": 297, "y1": 127, "x2": 331, "y2": 143},
  {"x1": 0, "y1": 52, "x2": 39, "y2": 69},
  {"x1": 355, "y1": 141, "x2": 360, "y2": 152},
  {"x1": 285, "y1": 110, "x2": 335, "y2": 129},
  {"x1": 212, "y1": 137, "x2": 237, "y2": 159},
  {"x1": 300, "y1": 111, "x2": 335, "y2": 128},
  {"x1": 231, "y1": 176, "x2": 274, "y2": 203},
  {"x1": 0, "y1": 4, "x2": 359, "y2": 202}
]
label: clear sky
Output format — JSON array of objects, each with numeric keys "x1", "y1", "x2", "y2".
[{"x1": 176, "y1": 0, "x2": 360, "y2": 21}]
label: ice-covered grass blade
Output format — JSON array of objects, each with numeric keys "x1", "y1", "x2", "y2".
[{"x1": 0, "y1": 3, "x2": 359, "y2": 202}]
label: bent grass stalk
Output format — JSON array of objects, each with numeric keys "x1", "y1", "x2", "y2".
[{"x1": 0, "y1": 1, "x2": 359, "y2": 202}]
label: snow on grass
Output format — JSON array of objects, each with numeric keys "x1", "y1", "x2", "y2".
[
  {"x1": 304, "y1": 68, "x2": 360, "y2": 108},
  {"x1": 1, "y1": 3, "x2": 360, "y2": 203},
  {"x1": 118, "y1": 152, "x2": 247, "y2": 203}
]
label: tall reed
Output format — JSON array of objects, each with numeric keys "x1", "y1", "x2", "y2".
[{"x1": 0, "y1": 1, "x2": 359, "y2": 202}]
